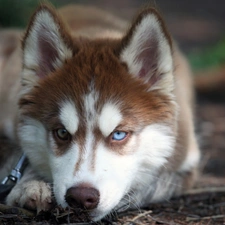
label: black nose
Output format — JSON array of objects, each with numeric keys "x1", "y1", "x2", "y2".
[{"x1": 65, "y1": 186, "x2": 100, "y2": 210}]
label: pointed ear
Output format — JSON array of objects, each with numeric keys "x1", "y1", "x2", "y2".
[
  {"x1": 22, "y1": 5, "x2": 74, "y2": 88},
  {"x1": 120, "y1": 8, "x2": 174, "y2": 94}
]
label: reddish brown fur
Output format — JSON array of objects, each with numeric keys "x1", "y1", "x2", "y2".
[
  {"x1": 19, "y1": 5, "x2": 184, "y2": 174},
  {"x1": 22, "y1": 4, "x2": 76, "y2": 54},
  {"x1": 0, "y1": 4, "x2": 200, "y2": 211},
  {"x1": 120, "y1": 8, "x2": 173, "y2": 56},
  {"x1": 19, "y1": 40, "x2": 175, "y2": 156}
]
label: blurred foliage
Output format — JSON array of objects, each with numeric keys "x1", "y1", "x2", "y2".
[
  {"x1": 0, "y1": 0, "x2": 64, "y2": 28},
  {"x1": 188, "y1": 38, "x2": 225, "y2": 71},
  {"x1": 0, "y1": 0, "x2": 85, "y2": 28},
  {"x1": 0, "y1": 0, "x2": 224, "y2": 71}
]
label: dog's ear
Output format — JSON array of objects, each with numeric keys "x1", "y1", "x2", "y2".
[
  {"x1": 120, "y1": 8, "x2": 174, "y2": 94},
  {"x1": 22, "y1": 5, "x2": 74, "y2": 88}
]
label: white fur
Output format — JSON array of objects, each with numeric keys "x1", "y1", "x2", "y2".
[
  {"x1": 7, "y1": 7, "x2": 199, "y2": 223},
  {"x1": 17, "y1": 12, "x2": 178, "y2": 221},
  {"x1": 47, "y1": 121, "x2": 175, "y2": 220},
  {"x1": 120, "y1": 14, "x2": 174, "y2": 94},
  {"x1": 6, "y1": 167, "x2": 52, "y2": 212},
  {"x1": 59, "y1": 100, "x2": 79, "y2": 135},
  {"x1": 138, "y1": 124, "x2": 175, "y2": 168},
  {"x1": 50, "y1": 142, "x2": 80, "y2": 207},
  {"x1": 18, "y1": 107, "x2": 175, "y2": 221},
  {"x1": 22, "y1": 9, "x2": 72, "y2": 92},
  {"x1": 114, "y1": 124, "x2": 176, "y2": 210},
  {"x1": 83, "y1": 84, "x2": 99, "y2": 126},
  {"x1": 98, "y1": 102, "x2": 123, "y2": 137},
  {"x1": 18, "y1": 117, "x2": 52, "y2": 180},
  {"x1": 49, "y1": 134, "x2": 138, "y2": 219},
  {"x1": 179, "y1": 136, "x2": 200, "y2": 172}
]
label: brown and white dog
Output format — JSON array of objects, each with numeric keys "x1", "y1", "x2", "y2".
[{"x1": 0, "y1": 4, "x2": 200, "y2": 221}]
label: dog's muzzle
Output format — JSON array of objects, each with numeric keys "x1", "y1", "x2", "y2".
[{"x1": 65, "y1": 185, "x2": 100, "y2": 210}]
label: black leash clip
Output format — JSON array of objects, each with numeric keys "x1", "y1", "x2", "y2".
[
  {"x1": 1, "y1": 154, "x2": 28, "y2": 185},
  {"x1": 0, "y1": 154, "x2": 28, "y2": 201}
]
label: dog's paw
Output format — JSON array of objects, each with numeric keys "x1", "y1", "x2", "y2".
[{"x1": 6, "y1": 180, "x2": 53, "y2": 213}]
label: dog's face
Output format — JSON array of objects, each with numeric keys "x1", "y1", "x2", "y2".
[{"x1": 18, "y1": 6, "x2": 176, "y2": 221}]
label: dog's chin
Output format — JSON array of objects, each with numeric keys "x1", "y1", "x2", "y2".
[
  {"x1": 54, "y1": 189, "x2": 122, "y2": 222},
  {"x1": 56, "y1": 200, "x2": 114, "y2": 222},
  {"x1": 89, "y1": 195, "x2": 127, "y2": 221},
  {"x1": 87, "y1": 209, "x2": 109, "y2": 222}
]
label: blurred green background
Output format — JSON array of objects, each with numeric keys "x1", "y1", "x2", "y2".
[{"x1": 0, "y1": 0, "x2": 224, "y2": 71}]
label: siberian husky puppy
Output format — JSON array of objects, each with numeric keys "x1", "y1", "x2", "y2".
[{"x1": 0, "y1": 4, "x2": 200, "y2": 221}]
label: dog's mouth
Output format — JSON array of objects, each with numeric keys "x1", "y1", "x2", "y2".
[
  {"x1": 61, "y1": 185, "x2": 104, "y2": 222},
  {"x1": 45, "y1": 205, "x2": 112, "y2": 223},
  {"x1": 65, "y1": 186, "x2": 100, "y2": 211},
  {"x1": 36, "y1": 205, "x2": 93, "y2": 223}
]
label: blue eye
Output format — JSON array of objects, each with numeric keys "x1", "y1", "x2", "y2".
[{"x1": 112, "y1": 131, "x2": 127, "y2": 141}]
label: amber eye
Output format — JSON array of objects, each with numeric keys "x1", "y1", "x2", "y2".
[{"x1": 54, "y1": 128, "x2": 71, "y2": 141}]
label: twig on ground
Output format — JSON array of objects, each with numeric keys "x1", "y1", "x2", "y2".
[
  {"x1": 0, "y1": 203, "x2": 35, "y2": 217},
  {"x1": 186, "y1": 214, "x2": 225, "y2": 222},
  {"x1": 123, "y1": 210, "x2": 152, "y2": 225},
  {"x1": 184, "y1": 186, "x2": 225, "y2": 195}
]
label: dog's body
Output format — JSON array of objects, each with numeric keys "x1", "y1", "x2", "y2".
[{"x1": 0, "y1": 5, "x2": 200, "y2": 221}]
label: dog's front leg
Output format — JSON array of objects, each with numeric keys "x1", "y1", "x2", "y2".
[{"x1": 6, "y1": 166, "x2": 53, "y2": 213}]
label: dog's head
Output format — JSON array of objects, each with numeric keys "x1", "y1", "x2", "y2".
[{"x1": 18, "y1": 5, "x2": 177, "y2": 221}]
